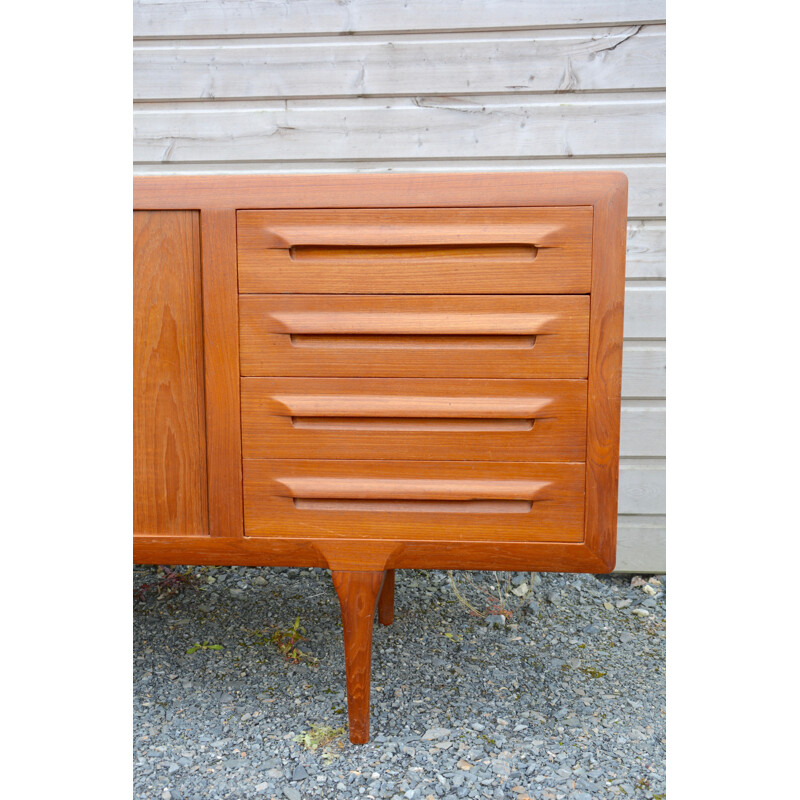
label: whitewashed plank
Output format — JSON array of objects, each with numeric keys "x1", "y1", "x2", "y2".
[
  {"x1": 132, "y1": 157, "x2": 665, "y2": 218},
  {"x1": 134, "y1": 26, "x2": 665, "y2": 100},
  {"x1": 618, "y1": 459, "x2": 665, "y2": 514},
  {"x1": 622, "y1": 342, "x2": 665, "y2": 397},
  {"x1": 627, "y1": 219, "x2": 665, "y2": 278},
  {"x1": 134, "y1": 1, "x2": 667, "y2": 38},
  {"x1": 624, "y1": 283, "x2": 665, "y2": 339},
  {"x1": 615, "y1": 516, "x2": 665, "y2": 572},
  {"x1": 133, "y1": 92, "x2": 665, "y2": 162},
  {"x1": 620, "y1": 401, "x2": 665, "y2": 457}
]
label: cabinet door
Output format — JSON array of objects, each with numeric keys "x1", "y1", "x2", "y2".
[{"x1": 134, "y1": 211, "x2": 208, "y2": 535}]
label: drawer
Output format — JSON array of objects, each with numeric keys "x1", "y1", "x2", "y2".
[
  {"x1": 240, "y1": 378, "x2": 587, "y2": 461},
  {"x1": 239, "y1": 295, "x2": 589, "y2": 378},
  {"x1": 237, "y1": 207, "x2": 592, "y2": 294},
  {"x1": 243, "y1": 460, "x2": 585, "y2": 542}
]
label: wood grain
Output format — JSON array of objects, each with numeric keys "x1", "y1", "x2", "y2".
[
  {"x1": 200, "y1": 209, "x2": 244, "y2": 537},
  {"x1": 134, "y1": 0, "x2": 666, "y2": 38},
  {"x1": 622, "y1": 342, "x2": 665, "y2": 397},
  {"x1": 241, "y1": 378, "x2": 587, "y2": 462},
  {"x1": 624, "y1": 283, "x2": 665, "y2": 338},
  {"x1": 135, "y1": 171, "x2": 629, "y2": 211},
  {"x1": 332, "y1": 570, "x2": 385, "y2": 744},
  {"x1": 237, "y1": 207, "x2": 592, "y2": 294},
  {"x1": 133, "y1": 534, "x2": 614, "y2": 573},
  {"x1": 134, "y1": 160, "x2": 664, "y2": 220},
  {"x1": 134, "y1": 92, "x2": 664, "y2": 163},
  {"x1": 239, "y1": 295, "x2": 589, "y2": 379},
  {"x1": 614, "y1": 516, "x2": 666, "y2": 573},
  {"x1": 133, "y1": 211, "x2": 208, "y2": 536},
  {"x1": 378, "y1": 570, "x2": 395, "y2": 626},
  {"x1": 243, "y1": 460, "x2": 585, "y2": 542},
  {"x1": 583, "y1": 173, "x2": 628, "y2": 570},
  {"x1": 626, "y1": 220, "x2": 665, "y2": 278},
  {"x1": 620, "y1": 400, "x2": 665, "y2": 456},
  {"x1": 134, "y1": 25, "x2": 665, "y2": 100},
  {"x1": 618, "y1": 459, "x2": 665, "y2": 515}
]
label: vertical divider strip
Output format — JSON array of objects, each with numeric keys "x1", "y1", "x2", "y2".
[{"x1": 200, "y1": 208, "x2": 244, "y2": 537}]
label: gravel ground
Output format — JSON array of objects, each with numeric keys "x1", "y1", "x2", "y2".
[{"x1": 133, "y1": 566, "x2": 666, "y2": 800}]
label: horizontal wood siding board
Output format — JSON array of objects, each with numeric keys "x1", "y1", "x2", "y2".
[
  {"x1": 134, "y1": 25, "x2": 665, "y2": 100},
  {"x1": 133, "y1": 93, "x2": 665, "y2": 162},
  {"x1": 615, "y1": 516, "x2": 665, "y2": 572},
  {"x1": 626, "y1": 219, "x2": 665, "y2": 278},
  {"x1": 133, "y1": 159, "x2": 665, "y2": 218},
  {"x1": 624, "y1": 283, "x2": 665, "y2": 339},
  {"x1": 621, "y1": 341, "x2": 665, "y2": 397},
  {"x1": 134, "y1": 1, "x2": 667, "y2": 38},
  {"x1": 620, "y1": 402, "x2": 665, "y2": 457},
  {"x1": 617, "y1": 459, "x2": 665, "y2": 514}
]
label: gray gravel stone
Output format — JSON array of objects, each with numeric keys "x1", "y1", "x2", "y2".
[
  {"x1": 421, "y1": 727, "x2": 451, "y2": 741},
  {"x1": 134, "y1": 566, "x2": 665, "y2": 800}
]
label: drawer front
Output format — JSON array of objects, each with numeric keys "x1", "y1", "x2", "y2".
[
  {"x1": 241, "y1": 378, "x2": 587, "y2": 461},
  {"x1": 240, "y1": 295, "x2": 589, "y2": 378},
  {"x1": 237, "y1": 207, "x2": 592, "y2": 294},
  {"x1": 243, "y1": 460, "x2": 585, "y2": 542}
]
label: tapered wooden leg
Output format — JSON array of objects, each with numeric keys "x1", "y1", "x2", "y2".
[
  {"x1": 378, "y1": 569, "x2": 395, "y2": 626},
  {"x1": 332, "y1": 570, "x2": 385, "y2": 744}
]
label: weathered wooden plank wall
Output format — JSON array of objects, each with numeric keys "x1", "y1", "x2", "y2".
[{"x1": 133, "y1": 0, "x2": 667, "y2": 571}]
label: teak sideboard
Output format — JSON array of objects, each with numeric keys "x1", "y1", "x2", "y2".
[{"x1": 133, "y1": 171, "x2": 627, "y2": 743}]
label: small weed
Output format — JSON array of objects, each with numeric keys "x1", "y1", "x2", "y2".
[
  {"x1": 294, "y1": 724, "x2": 346, "y2": 761},
  {"x1": 185, "y1": 641, "x2": 224, "y2": 654},
  {"x1": 134, "y1": 566, "x2": 194, "y2": 602},
  {"x1": 248, "y1": 618, "x2": 319, "y2": 666},
  {"x1": 443, "y1": 632, "x2": 463, "y2": 643},
  {"x1": 579, "y1": 667, "x2": 606, "y2": 678},
  {"x1": 635, "y1": 778, "x2": 651, "y2": 791},
  {"x1": 447, "y1": 570, "x2": 534, "y2": 619}
]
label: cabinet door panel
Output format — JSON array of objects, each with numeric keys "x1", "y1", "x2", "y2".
[{"x1": 134, "y1": 211, "x2": 208, "y2": 535}]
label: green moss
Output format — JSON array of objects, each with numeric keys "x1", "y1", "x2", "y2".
[{"x1": 578, "y1": 667, "x2": 606, "y2": 679}]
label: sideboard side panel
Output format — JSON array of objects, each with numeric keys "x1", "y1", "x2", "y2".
[
  {"x1": 134, "y1": 210, "x2": 209, "y2": 536},
  {"x1": 584, "y1": 175, "x2": 628, "y2": 569}
]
